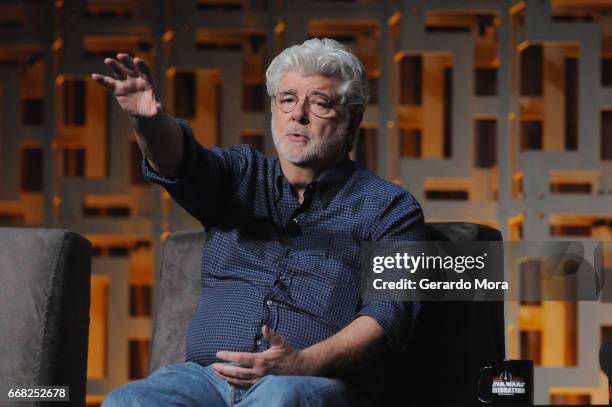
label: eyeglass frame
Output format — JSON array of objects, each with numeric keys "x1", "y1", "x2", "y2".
[{"x1": 272, "y1": 91, "x2": 343, "y2": 119}]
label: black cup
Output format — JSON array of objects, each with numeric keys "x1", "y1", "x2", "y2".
[{"x1": 477, "y1": 359, "x2": 534, "y2": 405}]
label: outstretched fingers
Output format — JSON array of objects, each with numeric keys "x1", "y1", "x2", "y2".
[
  {"x1": 216, "y1": 351, "x2": 256, "y2": 367},
  {"x1": 133, "y1": 57, "x2": 154, "y2": 83},
  {"x1": 104, "y1": 57, "x2": 130, "y2": 80},
  {"x1": 91, "y1": 73, "x2": 116, "y2": 91},
  {"x1": 117, "y1": 53, "x2": 139, "y2": 77}
]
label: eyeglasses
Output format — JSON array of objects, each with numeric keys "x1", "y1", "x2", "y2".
[{"x1": 273, "y1": 92, "x2": 339, "y2": 118}]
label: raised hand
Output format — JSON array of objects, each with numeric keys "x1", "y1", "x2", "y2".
[{"x1": 91, "y1": 53, "x2": 160, "y2": 117}]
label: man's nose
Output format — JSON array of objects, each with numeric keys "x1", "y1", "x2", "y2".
[{"x1": 291, "y1": 99, "x2": 310, "y2": 124}]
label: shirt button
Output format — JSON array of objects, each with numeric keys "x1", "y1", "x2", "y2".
[
  {"x1": 266, "y1": 299, "x2": 273, "y2": 306},
  {"x1": 279, "y1": 274, "x2": 286, "y2": 281},
  {"x1": 256, "y1": 339, "x2": 262, "y2": 346},
  {"x1": 292, "y1": 218, "x2": 298, "y2": 224}
]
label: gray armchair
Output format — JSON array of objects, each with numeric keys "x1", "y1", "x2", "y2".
[
  {"x1": 0, "y1": 228, "x2": 92, "y2": 407},
  {"x1": 149, "y1": 229, "x2": 205, "y2": 372},
  {"x1": 149, "y1": 223, "x2": 505, "y2": 406}
]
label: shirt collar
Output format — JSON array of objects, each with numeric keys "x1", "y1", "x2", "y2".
[{"x1": 274, "y1": 157, "x2": 355, "y2": 209}]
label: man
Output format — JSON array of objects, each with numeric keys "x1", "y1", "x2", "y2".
[{"x1": 92, "y1": 38, "x2": 425, "y2": 407}]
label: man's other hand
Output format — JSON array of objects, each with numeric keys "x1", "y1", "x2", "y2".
[
  {"x1": 91, "y1": 53, "x2": 161, "y2": 118},
  {"x1": 212, "y1": 326, "x2": 309, "y2": 388}
]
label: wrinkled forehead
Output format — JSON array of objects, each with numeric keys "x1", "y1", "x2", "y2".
[{"x1": 277, "y1": 70, "x2": 341, "y2": 96}]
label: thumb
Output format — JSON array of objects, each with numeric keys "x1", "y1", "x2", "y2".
[{"x1": 262, "y1": 325, "x2": 285, "y2": 347}]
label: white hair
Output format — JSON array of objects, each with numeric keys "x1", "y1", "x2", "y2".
[{"x1": 265, "y1": 38, "x2": 369, "y2": 123}]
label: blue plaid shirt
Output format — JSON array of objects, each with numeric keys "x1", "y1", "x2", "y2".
[{"x1": 144, "y1": 119, "x2": 425, "y2": 368}]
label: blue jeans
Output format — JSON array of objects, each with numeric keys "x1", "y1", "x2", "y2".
[{"x1": 101, "y1": 362, "x2": 370, "y2": 407}]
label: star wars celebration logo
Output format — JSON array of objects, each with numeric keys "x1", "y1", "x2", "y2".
[{"x1": 491, "y1": 370, "x2": 526, "y2": 396}]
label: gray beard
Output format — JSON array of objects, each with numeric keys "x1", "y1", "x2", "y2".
[{"x1": 271, "y1": 125, "x2": 348, "y2": 166}]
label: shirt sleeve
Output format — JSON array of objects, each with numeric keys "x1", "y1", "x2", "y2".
[
  {"x1": 355, "y1": 191, "x2": 425, "y2": 350},
  {"x1": 142, "y1": 118, "x2": 249, "y2": 227}
]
